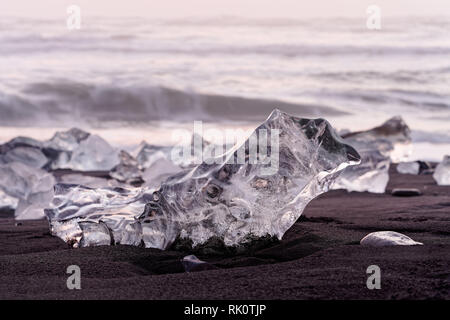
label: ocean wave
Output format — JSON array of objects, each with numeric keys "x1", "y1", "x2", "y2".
[
  {"x1": 1, "y1": 35, "x2": 450, "y2": 57},
  {"x1": 411, "y1": 130, "x2": 450, "y2": 143},
  {"x1": 315, "y1": 88, "x2": 450, "y2": 110},
  {"x1": 0, "y1": 82, "x2": 346, "y2": 126}
]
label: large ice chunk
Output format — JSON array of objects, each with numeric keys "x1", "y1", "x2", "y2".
[
  {"x1": 46, "y1": 109, "x2": 360, "y2": 249},
  {"x1": 0, "y1": 162, "x2": 55, "y2": 220},
  {"x1": 332, "y1": 116, "x2": 411, "y2": 193},
  {"x1": 433, "y1": 155, "x2": 450, "y2": 186}
]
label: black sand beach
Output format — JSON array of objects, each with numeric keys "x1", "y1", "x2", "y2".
[{"x1": 1, "y1": 165, "x2": 449, "y2": 300}]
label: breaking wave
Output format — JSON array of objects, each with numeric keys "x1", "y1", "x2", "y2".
[{"x1": 0, "y1": 81, "x2": 346, "y2": 126}]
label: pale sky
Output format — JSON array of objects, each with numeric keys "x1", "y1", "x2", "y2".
[{"x1": 1, "y1": 0, "x2": 449, "y2": 18}]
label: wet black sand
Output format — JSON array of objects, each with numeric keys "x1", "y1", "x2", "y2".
[{"x1": 0, "y1": 165, "x2": 449, "y2": 299}]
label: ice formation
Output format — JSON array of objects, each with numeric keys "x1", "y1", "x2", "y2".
[
  {"x1": 46, "y1": 109, "x2": 361, "y2": 249},
  {"x1": 0, "y1": 189, "x2": 18, "y2": 210},
  {"x1": 181, "y1": 255, "x2": 216, "y2": 272},
  {"x1": 342, "y1": 116, "x2": 412, "y2": 163},
  {"x1": 109, "y1": 151, "x2": 143, "y2": 185},
  {"x1": 332, "y1": 116, "x2": 411, "y2": 193},
  {"x1": 0, "y1": 162, "x2": 55, "y2": 220},
  {"x1": 0, "y1": 128, "x2": 119, "y2": 172},
  {"x1": 433, "y1": 155, "x2": 450, "y2": 186},
  {"x1": 332, "y1": 148, "x2": 390, "y2": 193},
  {"x1": 396, "y1": 161, "x2": 420, "y2": 175},
  {"x1": 141, "y1": 158, "x2": 183, "y2": 189},
  {"x1": 0, "y1": 137, "x2": 49, "y2": 169},
  {"x1": 46, "y1": 184, "x2": 151, "y2": 247},
  {"x1": 57, "y1": 173, "x2": 124, "y2": 189},
  {"x1": 360, "y1": 231, "x2": 423, "y2": 246},
  {"x1": 63, "y1": 134, "x2": 119, "y2": 171},
  {"x1": 135, "y1": 143, "x2": 173, "y2": 169},
  {"x1": 45, "y1": 128, "x2": 90, "y2": 152}
]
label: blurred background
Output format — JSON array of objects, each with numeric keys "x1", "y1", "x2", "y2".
[{"x1": 0, "y1": 0, "x2": 449, "y2": 160}]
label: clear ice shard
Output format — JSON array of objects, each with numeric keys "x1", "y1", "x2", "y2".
[
  {"x1": 46, "y1": 184, "x2": 150, "y2": 247},
  {"x1": 0, "y1": 146, "x2": 48, "y2": 169},
  {"x1": 341, "y1": 116, "x2": 412, "y2": 163},
  {"x1": 0, "y1": 137, "x2": 48, "y2": 169},
  {"x1": 45, "y1": 128, "x2": 90, "y2": 152},
  {"x1": 0, "y1": 189, "x2": 18, "y2": 210},
  {"x1": 63, "y1": 134, "x2": 119, "y2": 171},
  {"x1": 109, "y1": 151, "x2": 143, "y2": 184},
  {"x1": 135, "y1": 142, "x2": 172, "y2": 169},
  {"x1": 135, "y1": 133, "x2": 210, "y2": 170},
  {"x1": 433, "y1": 155, "x2": 450, "y2": 186},
  {"x1": 141, "y1": 158, "x2": 183, "y2": 189},
  {"x1": 360, "y1": 231, "x2": 423, "y2": 246},
  {"x1": 0, "y1": 128, "x2": 92, "y2": 170},
  {"x1": 332, "y1": 116, "x2": 411, "y2": 193},
  {"x1": 396, "y1": 161, "x2": 420, "y2": 175},
  {"x1": 0, "y1": 162, "x2": 55, "y2": 220},
  {"x1": 46, "y1": 109, "x2": 361, "y2": 249}
]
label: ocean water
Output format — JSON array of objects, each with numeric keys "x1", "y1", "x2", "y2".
[{"x1": 0, "y1": 15, "x2": 449, "y2": 160}]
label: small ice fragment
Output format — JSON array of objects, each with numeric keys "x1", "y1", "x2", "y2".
[
  {"x1": 135, "y1": 143, "x2": 171, "y2": 169},
  {"x1": 332, "y1": 149, "x2": 390, "y2": 193},
  {"x1": 396, "y1": 161, "x2": 420, "y2": 175},
  {"x1": 45, "y1": 128, "x2": 90, "y2": 152},
  {"x1": 48, "y1": 219, "x2": 82, "y2": 248},
  {"x1": 360, "y1": 231, "x2": 423, "y2": 246},
  {"x1": 181, "y1": 255, "x2": 217, "y2": 272},
  {"x1": 109, "y1": 151, "x2": 143, "y2": 184},
  {"x1": 433, "y1": 155, "x2": 450, "y2": 186},
  {"x1": 141, "y1": 158, "x2": 183, "y2": 189},
  {"x1": 79, "y1": 221, "x2": 112, "y2": 247}
]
